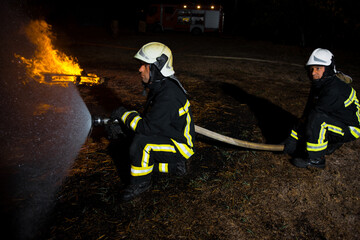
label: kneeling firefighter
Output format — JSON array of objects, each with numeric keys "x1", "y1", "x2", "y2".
[
  {"x1": 283, "y1": 48, "x2": 360, "y2": 169},
  {"x1": 109, "y1": 42, "x2": 195, "y2": 201}
]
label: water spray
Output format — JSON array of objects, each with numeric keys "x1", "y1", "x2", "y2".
[{"x1": 91, "y1": 116, "x2": 284, "y2": 151}]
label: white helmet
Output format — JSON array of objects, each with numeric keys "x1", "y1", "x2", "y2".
[
  {"x1": 306, "y1": 48, "x2": 334, "y2": 67},
  {"x1": 134, "y1": 42, "x2": 175, "y2": 77}
]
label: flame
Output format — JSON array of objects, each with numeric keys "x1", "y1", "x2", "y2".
[{"x1": 15, "y1": 20, "x2": 101, "y2": 86}]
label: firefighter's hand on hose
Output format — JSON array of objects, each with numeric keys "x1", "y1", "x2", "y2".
[
  {"x1": 105, "y1": 122, "x2": 124, "y2": 140},
  {"x1": 110, "y1": 106, "x2": 127, "y2": 121},
  {"x1": 282, "y1": 136, "x2": 298, "y2": 155}
]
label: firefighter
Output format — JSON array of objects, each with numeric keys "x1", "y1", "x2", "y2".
[
  {"x1": 109, "y1": 42, "x2": 195, "y2": 201},
  {"x1": 283, "y1": 48, "x2": 360, "y2": 169}
]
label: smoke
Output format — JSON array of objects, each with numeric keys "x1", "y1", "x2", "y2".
[{"x1": 0, "y1": 1, "x2": 91, "y2": 239}]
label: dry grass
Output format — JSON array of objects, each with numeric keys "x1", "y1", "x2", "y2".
[{"x1": 37, "y1": 27, "x2": 360, "y2": 240}]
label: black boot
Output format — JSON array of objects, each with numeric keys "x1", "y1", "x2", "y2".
[
  {"x1": 291, "y1": 156, "x2": 325, "y2": 169},
  {"x1": 121, "y1": 181, "x2": 152, "y2": 202},
  {"x1": 325, "y1": 142, "x2": 343, "y2": 155}
]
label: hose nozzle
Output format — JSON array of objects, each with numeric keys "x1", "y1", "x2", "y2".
[{"x1": 92, "y1": 116, "x2": 119, "y2": 126}]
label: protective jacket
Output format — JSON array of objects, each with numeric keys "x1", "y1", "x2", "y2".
[
  {"x1": 305, "y1": 74, "x2": 360, "y2": 128},
  {"x1": 288, "y1": 73, "x2": 360, "y2": 158},
  {"x1": 119, "y1": 78, "x2": 195, "y2": 160}
]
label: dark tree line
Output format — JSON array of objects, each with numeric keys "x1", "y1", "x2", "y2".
[
  {"x1": 222, "y1": 0, "x2": 360, "y2": 48},
  {"x1": 23, "y1": 0, "x2": 360, "y2": 49}
]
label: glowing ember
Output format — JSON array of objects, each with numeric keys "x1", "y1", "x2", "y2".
[{"x1": 15, "y1": 20, "x2": 101, "y2": 86}]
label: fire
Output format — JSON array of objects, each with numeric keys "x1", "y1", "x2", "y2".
[{"x1": 15, "y1": 20, "x2": 101, "y2": 86}]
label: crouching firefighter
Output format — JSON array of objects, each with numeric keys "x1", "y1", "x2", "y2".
[
  {"x1": 109, "y1": 42, "x2": 195, "y2": 201},
  {"x1": 283, "y1": 48, "x2": 360, "y2": 169}
]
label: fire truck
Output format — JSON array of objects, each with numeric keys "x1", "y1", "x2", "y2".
[{"x1": 145, "y1": 4, "x2": 224, "y2": 34}]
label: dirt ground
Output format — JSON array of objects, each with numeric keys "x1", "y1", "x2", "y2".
[{"x1": 37, "y1": 26, "x2": 360, "y2": 239}]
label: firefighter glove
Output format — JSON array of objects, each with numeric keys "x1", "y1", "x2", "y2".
[
  {"x1": 283, "y1": 136, "x2": 298, "y2": 155},
  {"x1": 111, "y1": 106, "x2": 127, "y2": 121},
  {"x1": 105, "y1": 122, "x2": 124, "y2": 140}
]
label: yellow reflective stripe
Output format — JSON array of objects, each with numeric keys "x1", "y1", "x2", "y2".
[
  {"x1": 319, "y1": 123, "x2": 344, "y2": 144},
  {"x1": 171, "y1": 139, "x2": 194, "y2": 159},
  {"x1": 179, "y1": 100, "x2": 190, "y2": 116},
  {"x1": 291, "y1": 130, "x2": 298, "y2": 140},
  {"x1": 349, "y1": 126, "x2": 360, "y2": 138},
  {"x1": 327, "y1": 125, "x2": 344, "y2": 136},
  {"x1": 318, "y1": 122, "x2": 327, "y2": 143},
  {"x1": 355, "y1": 99, "x2": 360, "y2": 124},
  {"x1": 344, "y1": 88, "x2": 355, "y2": 107},
  {"x1": 343, "y1": 88, "x2": 360, "y2": 125},
  {"x1": 131, "y1": 165, "x2": 153, "y2": 176},
  {"x1": 178, "y1": 100, "x2": 193, "y2": 147},
  {"x1": 141, "y1": 144, "x2": 176, "y2": 167},
  {"x1": 121, "y1": 110, "x2": 137, "y2": 123},
  {"x1": 158, "y1": 163, "x2": 169, "y2": 173},
  {"x1": 130, "y1": 116, "x2": 142, "y2": 131},
  {"x1": 307, "y1": 141, "x2": 328, "y2": 152},
  {"x1": 184, "y1": 111, "x2": 193, "y2": 147}
]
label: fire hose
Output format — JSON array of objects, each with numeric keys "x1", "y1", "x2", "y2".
[
  {"x1": 92, "y1": 116, "x2": 284, "y2": 152},
  {"x1": 39, "y1": 71, "x2": 283, "y2": 151},
  {"x1": 194, "y1": 125, "x2": 284, "y2": 151}
]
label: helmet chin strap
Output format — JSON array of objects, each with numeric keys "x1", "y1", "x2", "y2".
[
  {"x1": 140, "y1": 65, "x2": 165, "y2": 96},
  {"x1": 141, "y1": 82, "x2": 147, "y2": 96},
  {"x1": 323, "y1": 65, "x2": 336, "y2": 78}
]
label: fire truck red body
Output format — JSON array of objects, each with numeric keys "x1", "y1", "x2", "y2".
[{"x1": 145, "y1": 4, "x2": 224, "y2": 34}]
